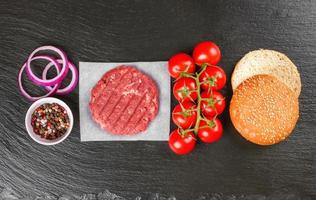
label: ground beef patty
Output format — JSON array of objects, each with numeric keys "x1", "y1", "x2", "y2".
[{"x1": 89, "y1": 66, "x2": 159, "y2": 135}]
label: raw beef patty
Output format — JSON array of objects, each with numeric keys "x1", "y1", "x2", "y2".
[{"x1": 89, "y1": 66, "x2": 159, "y2": 135}]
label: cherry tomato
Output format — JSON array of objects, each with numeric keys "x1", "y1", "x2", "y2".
[
  {"x1": 193, "y1": 41, "x2": 221, "y2": 66},
  {"x1": 199, "y1": 66, "x2": 226, "y2": 91},
  {"x1": 173, "y1": 77, "x2": 198, "y2": 102},
  {"x1": 200, "y1": 90, "x2": 225, "y2": 118},
  {"x1": 168, "y1": 53, "x2": 196, "y2": 78},
  {"x1": 198, "y1": 118, "x2": 223, "y2": 143},
  {"x1": 172, "y1": 101, "x2": 197, "y2": 129},
  {"x1": 169, "y1": 129, "x2": 196, "y2": 155}
]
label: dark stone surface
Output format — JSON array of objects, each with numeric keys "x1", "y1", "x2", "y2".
[{"x1": 0, "y1": 0, "x2": 315, "y2": 199}]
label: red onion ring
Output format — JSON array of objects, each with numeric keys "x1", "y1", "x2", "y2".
[
  {"x1": 42, "y1": 59, "x2": 78, "y2": 95},
  {"x1": 26, "y1": 45, "x2": 69, "y2": 86},
  {"x1": 18, "y1": 55, "x2": 61, "y2": 101}
]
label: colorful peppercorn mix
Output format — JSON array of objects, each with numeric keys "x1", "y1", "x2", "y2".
[{"x1": 31, "y1": 103, "x2": 70, "y2": 140}]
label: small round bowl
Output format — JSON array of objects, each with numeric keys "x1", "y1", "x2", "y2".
[{"x1": 25, "y1": 97, "x2": 74, "y2": 145}]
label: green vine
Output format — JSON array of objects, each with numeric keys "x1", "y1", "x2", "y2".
[{"x1": 176, "y1": 64, "x2": 220, "y2": 136}]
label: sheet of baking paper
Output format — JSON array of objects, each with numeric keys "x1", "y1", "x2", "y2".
[{"x1": 79, "y1": 61, "x2": 170, "y2": 141}]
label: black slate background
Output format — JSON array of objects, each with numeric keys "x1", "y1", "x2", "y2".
[{"x1": 0, "y1": 0, "x2": 315, "y2": 199}]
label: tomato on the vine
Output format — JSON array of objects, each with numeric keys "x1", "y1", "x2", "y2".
[
  {"x1": 173, "y1": 77, "x2": 198, "y2": 102},
  {"x1": 193, "y1": 41, "x2": 221, "y2": 66},
  {"x1": 199, "y1": 66, "x2": 226, "y2": 91},
  {"x1": 168, "y1": 53, "x2": 196, "y2": 78},
  {"x1": 200, "y1": 90, "x2": 225, "y2": 118},
  {"x1": 169, "y1": 129, "x2": 196, "y2": 155},
  {"x1": 198, "y1": 118, "x2": 223, "y2": 143},
  {"x1": 172, "y1": 101, "x2": 197, "y2": 129}
]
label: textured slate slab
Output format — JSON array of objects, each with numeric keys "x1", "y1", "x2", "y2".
[{"x1": 0, "y1": 0, "x2": 315, "y2": 199}]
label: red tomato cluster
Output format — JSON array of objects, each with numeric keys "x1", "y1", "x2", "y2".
[{"x1": 168, "y1": 41, "x2": 226, "y2": 155}]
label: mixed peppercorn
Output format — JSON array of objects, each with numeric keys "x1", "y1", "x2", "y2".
[{"x1": 31, "y1": 103, "x2": 70, "y2": 140}]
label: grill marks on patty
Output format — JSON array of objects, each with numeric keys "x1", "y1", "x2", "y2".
[
  {"x1": 90, "y1": 68, "x2": 130, "y2": 119},
  {"x1": 104, "y1": 75, "x2": 143, "y2": 130},
  {"x1": 113, "y1": 87, "x2": 149, "y2": 133},
  {"x1": 89, "y1": 66, "x2": 159, "y2": 135},
  {"x1": 98, "y1": 72, "x2": 135, "y2": 121}
]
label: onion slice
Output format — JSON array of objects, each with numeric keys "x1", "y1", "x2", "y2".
[
  {"x1": 18, "y1": 55, "x2": 61, "y2": 101},
  {"x1": 26, "y1": 45, "x2": 69, "y2": 86},
  {"x1": 42, "y1": 59, "x2": 78, "y2": 95}
]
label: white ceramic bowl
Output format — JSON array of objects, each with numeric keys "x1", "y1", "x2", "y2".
[{"x1": 25, "y1": 97, "x2": 74, "y2": 145}]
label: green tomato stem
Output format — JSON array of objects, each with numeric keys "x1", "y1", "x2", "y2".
[
  {"x1": 174, "y1": 64, "x2": 209, "y2": 136},
  {"x1": 193, "y1": 64, "x2": 208, "y2": 135}
]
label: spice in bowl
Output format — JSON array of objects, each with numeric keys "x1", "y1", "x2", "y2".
[{"x1": 31, "y1": 103, "x2": 70, "y2": 140}]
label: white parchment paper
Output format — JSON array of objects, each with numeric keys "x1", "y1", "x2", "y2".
[{"x1": 79, "y1": 61, "x2": 170, "y2": 141}]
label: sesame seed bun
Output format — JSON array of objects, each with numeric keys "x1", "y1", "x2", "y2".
[
  {"x1": 230, "y1": 75, "x2": 299, "y2": 145},
  {"x1": 231, "y1": 49, "x2": 301, "y2": 97}
]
